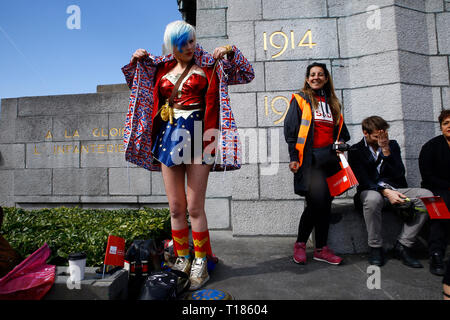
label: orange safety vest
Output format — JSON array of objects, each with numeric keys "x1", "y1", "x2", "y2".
[{"x1": 291, "y1": 93, "x2": 344, "y2": 167}]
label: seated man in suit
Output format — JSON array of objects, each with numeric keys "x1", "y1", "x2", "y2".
[{"x1": 348, "y1": 116, "x2": 433, "y2": 268}]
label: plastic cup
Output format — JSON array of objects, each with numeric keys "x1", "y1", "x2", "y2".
[{"x1": 68, "y1": 252, "x2": 87, "y2": 282}]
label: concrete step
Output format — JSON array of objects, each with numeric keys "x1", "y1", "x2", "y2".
[{"x1": 44, "y1": 266, "x2": 128, "y2": 300}]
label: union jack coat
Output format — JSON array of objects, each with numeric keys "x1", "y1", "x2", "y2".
[{"x1": 122, "y1": 44, "x2": 254, "y2": 171}]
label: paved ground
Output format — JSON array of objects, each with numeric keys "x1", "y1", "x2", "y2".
[{"x1": 198, "y1": 230, "x2": 447, "y2": 300}]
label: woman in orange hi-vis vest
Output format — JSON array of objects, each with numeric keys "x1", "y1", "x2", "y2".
[{"x1": 284, "y1": 62, "x2": 350, "y2": 266}]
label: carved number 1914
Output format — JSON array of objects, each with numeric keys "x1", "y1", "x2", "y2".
[{"x1": 263, "y1": 30, "x2": 316, "y2": 58}]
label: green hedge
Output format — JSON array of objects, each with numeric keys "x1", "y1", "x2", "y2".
[{"x1": 1, "y1": 207, "x2": 171, "y2": 267}]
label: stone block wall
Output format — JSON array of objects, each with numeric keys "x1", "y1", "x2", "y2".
[
  {"x1": 0, "y1": 90, "x2": 233, "y2": 230},
  {"x1": 196, "y1": 0, "x2": 450, "y2": 235},
  {"x1": 0, "y1": 0, "x2": 448, "y2": 238},
  {"x1": 0, "y1": 92, "x2": 139, "y2": 207}
]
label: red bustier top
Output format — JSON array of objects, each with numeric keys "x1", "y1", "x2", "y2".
[{"x1": 159, "y1": 72, "x2": 208, "y2": 106}]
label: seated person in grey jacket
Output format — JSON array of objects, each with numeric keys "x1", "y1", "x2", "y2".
[{"x1": 348, "y1": 116, "x2": 433, "y2": 268}]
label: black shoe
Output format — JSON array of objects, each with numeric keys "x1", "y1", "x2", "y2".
[
  {"x1": 429, "y1": 252, "x2": 446, "y2": 276},
  {"x1": 368, "y1": 247, "x2": 384, "y2": 266},
  {"x1": 393, "y1": 241, "x2": 423, "y2": 268}
]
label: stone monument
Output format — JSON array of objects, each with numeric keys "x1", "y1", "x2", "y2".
[{"x1": 0, "y1": 0, "x2": 449, "y2": 238}]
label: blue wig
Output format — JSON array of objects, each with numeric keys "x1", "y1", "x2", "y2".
[{"x1": 164, "y1": 20, "x2": 195, "y2": 53}]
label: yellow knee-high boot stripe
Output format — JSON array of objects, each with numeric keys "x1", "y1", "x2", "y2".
[
  {"x1": 172, "y1": 228, "x2": 190, "y2": 258},
  {"x1": 192, "y1": 229, "x2": 212, "y2": 259}
]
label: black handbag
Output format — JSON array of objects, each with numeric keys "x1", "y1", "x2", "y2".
[{"x1": 138, "y1": 270, "x2": 190, "y2": 300}]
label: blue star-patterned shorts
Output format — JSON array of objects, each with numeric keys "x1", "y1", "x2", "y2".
[{"x1": 152, "y1": 110, "x2": 212, "y2": 167}]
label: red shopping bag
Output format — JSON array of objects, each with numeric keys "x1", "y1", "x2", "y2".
[
  {"x1": 326, "y1": 154, "x2": 359, "y2": 197},
  {"x1": 326, "y1": 168, "x2": 351, "y2": 197},
  {"x1": 0, "y1": 243, "x2": 55, "y2": 300},
  {"x1": 419, "y1": 196, "x2": 450, "y2": 219}
]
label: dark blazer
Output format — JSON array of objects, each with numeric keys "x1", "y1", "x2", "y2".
[
  {"x1": 419, "y1": 135, "x2": 450, "y2": 206},
  {"x1": 348, "y1": 138, "x2": 407, "y2": 197},
  {"x1": 284, "y1": 91, "x2": 350, "y2": 196}
]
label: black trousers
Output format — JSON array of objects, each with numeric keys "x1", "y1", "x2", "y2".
[
  {"x1": 428, "y1": 189, "x2": 450, "y2": 256},
  {"x1": 297, "y1": 167, "x2": 333, "y2": 248}
]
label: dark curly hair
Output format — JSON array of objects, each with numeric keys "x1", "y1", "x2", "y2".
[{"x1": 438, "y1": 109, "x2": 450, "y2": 127}]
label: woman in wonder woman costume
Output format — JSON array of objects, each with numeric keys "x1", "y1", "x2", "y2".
[{"x1": 122, "y1": 20, "x2": 254, "y2": 290}]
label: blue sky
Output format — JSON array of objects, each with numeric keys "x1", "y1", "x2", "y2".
[{"x1": 0, "y1": 0, "x2": 181, "y2": 102}]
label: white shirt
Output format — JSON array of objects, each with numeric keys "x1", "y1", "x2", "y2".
[{"x1": 363, "y1": 136, "x2": 383, "y2": 172}]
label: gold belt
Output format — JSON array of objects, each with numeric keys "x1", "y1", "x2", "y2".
[
  {"x1": 159, "y1": 102, "x2": 204, "y2": 124},
  {"x1": 172, "y1": 103, "x2": 204, "y2": 111}
]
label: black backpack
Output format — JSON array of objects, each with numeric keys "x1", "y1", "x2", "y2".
[{"x1": 124, "y1": 239, "x2": 162, "y2": 300}]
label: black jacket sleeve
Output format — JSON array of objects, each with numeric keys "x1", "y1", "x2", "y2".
[
  {"x1": 348, "y1": 142, "x2": 381, "y2": 192},
  {"x1": 284, "y1": 98, "x2": 301, "y2": 162}
]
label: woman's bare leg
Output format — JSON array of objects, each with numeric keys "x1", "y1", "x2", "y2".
[
  {"x1": 161, "y1": 164, "x2": 188, "y2": 230},
  {"x1": 185, "y1": 164, "x2": 212, "y2": 232},
  {"x1": 184, "y1": 163, "x2": 213, "y2": 290}
]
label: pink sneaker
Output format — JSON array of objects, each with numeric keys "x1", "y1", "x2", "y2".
[
  {"x1": 293, "y1": 242, "x2": 307, "y2": 264},
  {"x1": 313, "y1": 246, "x2": 343, "y2": 265}
]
